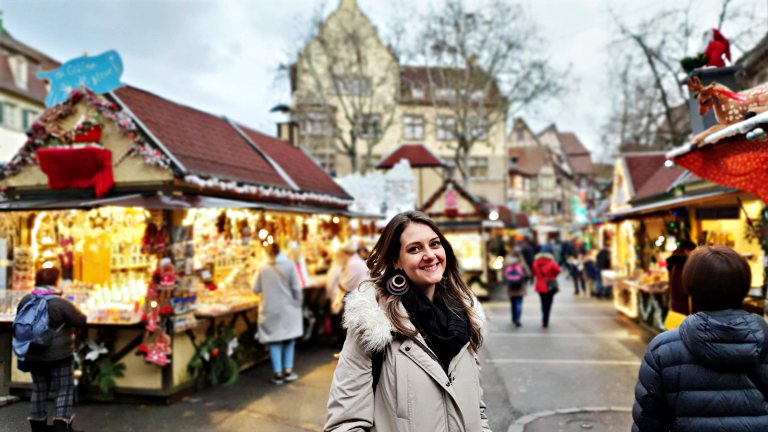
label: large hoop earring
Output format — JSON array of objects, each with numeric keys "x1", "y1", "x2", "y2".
[{"x1": 386, "y1": 272, "x2": 410, "y2": 296}]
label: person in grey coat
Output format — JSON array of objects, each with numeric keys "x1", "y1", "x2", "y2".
[
  {"x1": 254, "y1": 244, "x2": 303, "y2": 385},
  {"x1": 632, "y1": 246, "x2": 768, "y2": 431}
]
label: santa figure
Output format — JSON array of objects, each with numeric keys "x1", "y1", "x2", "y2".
[{"x1": 701, "y1": 28, "x2": 731, "y2": 68}]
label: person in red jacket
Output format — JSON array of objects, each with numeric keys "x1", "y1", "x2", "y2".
[{"x1": 532, "y1": 249, "x2": 562, "y2": 328}]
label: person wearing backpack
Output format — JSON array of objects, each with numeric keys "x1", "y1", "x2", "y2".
[
  {"x1": 504, "y1": 253, "x2": 529, "y2": 327},
  {"x1": 15, "y1": 267, "x2": 86, "y2": 432},
  {"x1": 325, "y1": 211, "x2": 491, "y2": 432}
]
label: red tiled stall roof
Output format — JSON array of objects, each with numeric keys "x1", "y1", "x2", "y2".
[
  {"x1": 624, "y1": 153, "x2": 685, "y2": 202},
  {"x1": 377, "y1": 144, "x2": 444, "y2": 169},
  {"x1": 237, "y1": 125, "x2": 351, "y2": 199},
  {"x1": 113, "y1": 86, "x2": 290, "y2": 189},
  {"x1": 515, "y1": 212, "x2": 530, "y2": 228}
]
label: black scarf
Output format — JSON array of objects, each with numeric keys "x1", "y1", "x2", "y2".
[{"x1": 400, "y1": 285, "x2": 471, "y2": 373}]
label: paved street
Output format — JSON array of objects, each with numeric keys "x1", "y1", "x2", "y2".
[
  {"x1": 482, "y1": 275, "x2": 653, "y2": 432},
  {"x1": 0, "y1": 276, "x2": 653, "y2": 431}
]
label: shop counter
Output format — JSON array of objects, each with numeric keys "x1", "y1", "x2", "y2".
[
  {"x1": 2, "y1": 300, "x2": 263, "y2": 404},
  {"x1": 613, "y1": 277, "x2": 669, "y2": 332}
]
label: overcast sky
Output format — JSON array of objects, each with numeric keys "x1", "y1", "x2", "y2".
[{"x1": 2, "y1": 0, "x2": 766, "y2": 160}]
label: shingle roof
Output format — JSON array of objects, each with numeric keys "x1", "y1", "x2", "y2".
[
  {"x1": 508, "y1": 147, "x2": 549, "y2": 177},
  {"x1": 376, "y1": 144, "x2": 444, "y2": 169},
  {"x1": 399, "y1": 66, "x2": 503, "y2": 106},
  {"x1": 113, "y1": 86, "x2": 290, "y2": 189},
  {"x1": 112, "y1": 86, "x2": 350, "y2": 200},
  {"x1": 558, "y1": 132, "x2": 593, "y2": 175},
  {"x1": 237, "y1": 125, "x2": 350, "y2": 199},
  {"x1": 623, "y1": 153, "x2": 685, "y2": 202}
]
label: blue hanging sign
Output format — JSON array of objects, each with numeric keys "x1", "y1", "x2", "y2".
[{"x1": 37, "y1": 50, "x2": 124, "y2": 107}]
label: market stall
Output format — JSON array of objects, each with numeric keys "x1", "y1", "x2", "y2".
[
  {"x1": 418, "y1": 179, "x2": 516, "y2": 298},
  {"x1": 0, "y1": 86, "x2": 353, "y2": 401},
  {"x1": 609, "y1": 168, "x2": 764, "y2": 332}
]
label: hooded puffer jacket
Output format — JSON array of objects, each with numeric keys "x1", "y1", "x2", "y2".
[{"x1": 632, "y1": 309, "x2": 768, "y2": 431}]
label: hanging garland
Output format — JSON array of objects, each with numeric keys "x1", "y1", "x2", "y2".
[
  {"x1": 184, "y1": 175, "x2": 353, "y2": 208},
  {"x1": 3, "y1": 86, "x2": 171, "y2": 177}
]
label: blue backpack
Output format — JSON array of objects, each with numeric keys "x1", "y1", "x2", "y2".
[{"x1": 12, "y1": 294, "x2": 63, "y2": 358}]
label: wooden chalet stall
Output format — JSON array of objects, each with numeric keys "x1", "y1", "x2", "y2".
[
  {"x1": 0, "y1": 86, "x2": 353, "y2": 402},
  {"x1": 419, "y1": 179, "x2": 516, "y2": 298},
  {"x1": 608, "y1": 152, "x2": 764, "y2": 332}
]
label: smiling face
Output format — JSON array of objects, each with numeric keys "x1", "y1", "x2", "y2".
[{"x1": 395, "y1": 222, "x2": 446, "y2": 292}]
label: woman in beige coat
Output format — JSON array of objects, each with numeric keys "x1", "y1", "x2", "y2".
[{"x1": 325, "y1": 211, "x2": 492, "y2": 432}]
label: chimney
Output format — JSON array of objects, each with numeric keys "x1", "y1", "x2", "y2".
[
  {"x1": 277, "y1": 121, "x2": 300, "y2": 147},
  {"x1": 270, "y1": 103, "x2": 298, "y2": 146}
]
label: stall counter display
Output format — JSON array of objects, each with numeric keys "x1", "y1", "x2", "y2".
[
  {"x1": 0, "y1": 208, "x2": 156, "y2": 324},
  {"x1": 184, "y1": 209, "x2": 262, "y2": 317}
]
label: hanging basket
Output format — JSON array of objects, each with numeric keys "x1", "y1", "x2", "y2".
[{"x1": 36, "y1": 146, "x2": 115, "y2": 197}]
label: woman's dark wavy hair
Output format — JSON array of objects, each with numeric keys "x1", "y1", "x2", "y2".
[{"x1": 366, "y1": 211, "x2": 483, "y2": 352}]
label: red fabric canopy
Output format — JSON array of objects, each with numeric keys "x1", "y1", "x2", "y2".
[
  {"x1": 673, "y1": 138, "x2": 768, "y2": 202},
  {"x1": 36, "y1": 147, "x2": 115, "y2": 197}
]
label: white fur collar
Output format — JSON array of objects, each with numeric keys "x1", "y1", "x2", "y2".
[
  {"x1": 342, "y1": 282, "x2": 394, "y2": 353},
  {"x1": 342, "y1": 281, "x2": 487, "y2": 353}
]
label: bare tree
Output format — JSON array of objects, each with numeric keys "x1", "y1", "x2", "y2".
[
  {"x1": 602, "y1": 0, "x2": 766, "y2": 154},
  {"x1": 412, "y1": 0, "x2": 566, "y2": 184},
  {"x1": 290, "y1": 3, "x2": 399, "y2": 174}
]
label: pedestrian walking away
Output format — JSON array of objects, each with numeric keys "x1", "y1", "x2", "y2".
[
  {"x1": 632, "y1": 246, "x2": 768, "y2": 431},
  {"x1": 254, "y1": 243, "x2": 303, "y2": 385},
  {"x1": 325, "y1": 211, "x2": 491, "y2": 432},
  {"x1": 532, "y1": 249, "x2": 561, "y2": 328},
  {"x1": 595, "y1": 243, "x2": 611, "y2": 298},
  {"x1": 503, "y1": 252, "x2": 529, "y2": 327},
  {"x1": 14, "y1": 267, "x2": 87, "y2": 432}
]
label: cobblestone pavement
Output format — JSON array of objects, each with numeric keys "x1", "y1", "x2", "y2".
[{"x1": 0, "y1": 275, "x2": 653, "y2": 431}]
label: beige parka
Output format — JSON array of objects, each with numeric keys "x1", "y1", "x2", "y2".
[{"x1": 325, "y1": 282, "x2": 492, "y2": 432}]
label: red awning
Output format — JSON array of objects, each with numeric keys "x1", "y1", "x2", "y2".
[
  {"x1": 673, "y1": 138, "x2": 768, "y2": 202},
  {"x1": 376, "y1": 144, "x2": 444, "y2": 169}
]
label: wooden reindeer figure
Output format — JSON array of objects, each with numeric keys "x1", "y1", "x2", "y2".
[{"x1": 687, "y1": 76, "x2": 768, "y2": 144}]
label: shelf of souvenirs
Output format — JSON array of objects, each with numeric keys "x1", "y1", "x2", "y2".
[
  {"x1": 194, "y1": 283, "x2": 261, "y2": 318},
  {"x1": 610, "y1": 268, "x2": 669, "y2": 295},
  {"x1": 0, "y1": 279, "x2": 146, "y2": 325}
]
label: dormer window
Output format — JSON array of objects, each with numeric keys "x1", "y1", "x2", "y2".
[{"x1": 8, "y1": 55, "x2": 28, "y2": 90}]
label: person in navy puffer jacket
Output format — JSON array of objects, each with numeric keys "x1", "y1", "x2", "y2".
[{"x1": 632, "y1": 245, "x2": 768, "y2": 431}]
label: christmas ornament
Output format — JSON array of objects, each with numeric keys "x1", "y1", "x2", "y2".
[{"x1": 686, "y1": 77, "x2": 768, "y2": 145}]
